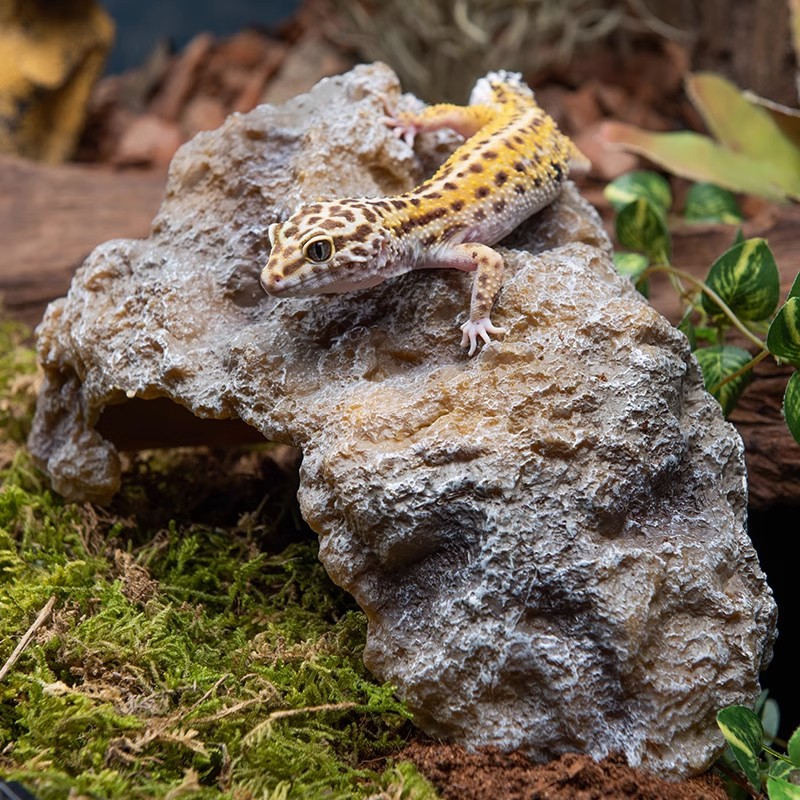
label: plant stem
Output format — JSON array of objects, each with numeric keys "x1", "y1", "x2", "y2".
[{"x1": 644, "y1": 264, "x2": 766, "y2": 350}]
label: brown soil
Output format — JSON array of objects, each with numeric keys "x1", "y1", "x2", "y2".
[{"x1": 401, "y1": 743, "x2": 730, "y2": 800}]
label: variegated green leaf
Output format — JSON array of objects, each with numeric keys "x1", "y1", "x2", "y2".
[
  {"x1": 695, "y1": 326, "x2": 720, "y2": 345},
  {"x1": 731, "y1": 227, "x2": 745, "y2": 247},
  {"x1": 613, "y1": 251, "x2": 649, "y2": 279},
  {"x1": 702, "y1": 238, "x2": 780, "y2": 321},
  {"x1": 767, "y1": 297, "x2": 800, "y2": 366},
  {"x1": 770, "y1": 761, "x2": 798, "y2": 781},
  {"x1": 784, "y1": 371, "x2": 800, "y2": 446},
  {"x1": 616, "y1": 199, "x2": 671, "y2": 264},
  {"x1": 716, "y1": 706, "x2": 764, "y2": 792},
  {"x1": 789, "y1": 273, "x2": 800, "y2": 300},
  {"x1": 767, "y1": 776, "x2": 800, "y2": 799},
  {"x1": 604, "y1": 171, "x2": 672, "y2": 213},
  {"x1": 788, "y1": 725, "x2": 800, "y2": 767},
  {"x1": 684, "y1": 182, "x2": 743, "y2": 224},
  {"x1": 695, "y1": 346, "x2": 754, "y2": 416}
]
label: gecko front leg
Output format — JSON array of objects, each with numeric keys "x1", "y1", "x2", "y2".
[{"x1": 428, "y1": 243, "x2": 507, "y2": 355}]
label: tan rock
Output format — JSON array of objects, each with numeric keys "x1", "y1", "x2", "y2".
[{"x1": 28, "y1": 63, "x2": 776, "y2": 779}]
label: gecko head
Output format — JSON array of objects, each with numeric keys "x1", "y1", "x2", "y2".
[{"x1": 260, "y1": 201, "x2": 391, "y2": 297}]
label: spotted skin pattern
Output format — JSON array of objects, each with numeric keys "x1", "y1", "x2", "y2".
[{"x1": 261, "y1": 71, "x2": 587, "y2": 355}]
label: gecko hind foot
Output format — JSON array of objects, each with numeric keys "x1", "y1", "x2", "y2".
[{"x1": 460, "y1": 318, "x2": 507, "y2": 356}]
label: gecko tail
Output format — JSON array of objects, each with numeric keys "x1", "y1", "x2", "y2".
[
  {"x1": 469, "y1": 70, "x2": 530, "y2": 105},
  {"x1": 568, "y1": 142, "x2": 592, "y2": 175}
]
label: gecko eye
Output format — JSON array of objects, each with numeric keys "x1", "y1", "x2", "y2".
[{"x1": 302, "y1": 236, "x2": 334, "y2": 263}]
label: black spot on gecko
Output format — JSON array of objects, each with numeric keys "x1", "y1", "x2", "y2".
[
  {"x1": 469, "y1": 163, "x2": 484, "y2": 173},
  {"x1": 341, "y1": 209, "x2": 356, "y2": 223},
  {"x1": 494, "y1": 171, "x2": 508, "y2": 186},
  {"x1": 391, "y1": 199, "x2": 407, "y2": 210},
  {"x1": 361, "y1": 208, "x2": 377, "y2": 223},
  {"x1": 514, "y1": 161, "x2": 526, "y2": 172},
  {"x1": 443, "y1": 182, "x2": 457, "y2": 191},
  {"x1": 483, "y1": 150, "x2": 499, "y2": 160},
  {"x1": 514, "y1": 184, "x2": 526, "y2": 195},
  {"x1": 451, "y1": 199, "x2": 465, "y2": 212},
  {"x1": 422, "y1": 233, "x2": 438, "y2": 246},
  {"x1": 475, "y1": 186, "x2": 490, "y2": 199},
  {"x1": 423, "y1": 191, "x2": 442, "y2": 199},
  {"x1": 410, "y1": 197, "x2": 421, "y2": 206},
  {"x1": 493, "y1": 200, "x2": 506, "y2": 213},
  {"x1": 474, "y1": 209, "x2": 486, "y2": 221},
  {"x1": 354, "y1": 223, "x2": 372, "y2": 240}
]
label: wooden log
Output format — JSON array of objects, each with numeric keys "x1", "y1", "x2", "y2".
[{"x1": 0, "y1": 155, "x2": 166, "y2": 328}]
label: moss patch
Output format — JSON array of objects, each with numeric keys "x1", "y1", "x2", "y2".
[{"x1": 0, "y1": 319, "x2": 439, "y2": 799}]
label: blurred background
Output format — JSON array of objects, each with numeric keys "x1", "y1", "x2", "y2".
[{"x1": 102, "y1": 0, "x2": 300, "y2": 73}]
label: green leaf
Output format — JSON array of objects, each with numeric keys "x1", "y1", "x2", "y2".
[
  {"x1": 767, "y1": 776, "x2": 800, "y2": 799},
  {"x1": 770, "y1": 761, "x2": 798, "y2": 781},
  {"x1": 732, "y1": 227, "x2": 745, "y2": 247},
  {"x1": 684, "y1": 183, "x2": 743, "y2": 224},
  {"x1": 744, "y1": 91, "x2": 800, "y2": 152},
  {"x1": 702, "y1": 238, "x2": 780, "y2": 321},
  {"x1": 694, "y1": 345, "x2": 754, "y2": 416},
  {"x1": 695, "y1": 326, "x2": 720, "y2": 345},
  {"x1": 783, "y1": 371, "x2": 800, "y2": 446},
  {"x1": 767, "y1": 297, "x2": 800, "y2": 366},
  {"x1": 717, "y1": 706, "x2": 764, "y2": 792},
  {"x1": 788, "y1": 273, "x2": 800, "y2": 300},
  {"x1": 615, "y1": 199, "x2": 671, "y2": 264},
  {"x1": 760, "y1": 698, "x2": 780, "y2": 745},
  {"x1": 604, "y1": 171, "x2": 672, "y2": 213},
  {"x1": 788, "y1": 725, "x2": 800, "y2": 767},
  {"x1": 613, "y1": 251, "x2": 649, "y2": 279},
  {"x1": 687, "y1": 73, "x2": 800, "y2": 173},
  {"x1": 598, "y1": 122, "x2": 799, "y2": 201},
  {"x1": 678, "y1": 310, "x2": 697, "y2": 350}
]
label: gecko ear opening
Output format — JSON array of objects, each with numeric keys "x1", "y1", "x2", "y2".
[{"x1": 268, "y1": 223, "x2": 278, "y2": 247}]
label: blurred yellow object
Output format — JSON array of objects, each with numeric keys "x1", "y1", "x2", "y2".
[{"x1": 0, "y1": 0, "x2": 114, "y2": 162}]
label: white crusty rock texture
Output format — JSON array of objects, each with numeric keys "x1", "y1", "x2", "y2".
[{"x1": 28, "y1": 63, "x2": 777, "y2": 778}]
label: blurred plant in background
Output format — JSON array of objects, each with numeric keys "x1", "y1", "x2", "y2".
[{"x1": 328, "y1": 0, "x2": 685, "y2": 102}]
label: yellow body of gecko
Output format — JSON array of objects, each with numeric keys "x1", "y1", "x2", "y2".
[{"x1": 261, "y1": 71, "x2": 587, "y2": 355}]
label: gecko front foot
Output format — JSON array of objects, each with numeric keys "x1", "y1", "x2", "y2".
[
  {"x1": 460, "y1": 318, "x2": 507, "y2": 356},
  {"x1": 383, "y1": 114, "x2": 419, "y2": 147}
]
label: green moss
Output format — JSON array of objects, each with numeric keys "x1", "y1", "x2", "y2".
[{"x1": 0, "y1": 317, "x2": 436, "y2": 799}]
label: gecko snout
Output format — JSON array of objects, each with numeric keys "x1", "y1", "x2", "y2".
[{"x1": 260, "y1": 268, "x2": 285, "y2": 296}]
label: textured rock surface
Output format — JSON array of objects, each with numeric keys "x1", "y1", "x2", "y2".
[{"x1": 28, "y1": 63, "x2": 777, "y2": 778}]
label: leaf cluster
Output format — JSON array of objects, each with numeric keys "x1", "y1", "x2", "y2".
[
  {"x1": 600, "y1": 72, "x2": 800, "y2": 202},
  {"x1": 606, "y1": 171, "x2": 800, "y2": 443},
  {"x1": 717, "y1": 701, "x2": 800, "y2": 799}
]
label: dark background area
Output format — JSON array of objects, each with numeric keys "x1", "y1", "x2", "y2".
[{"x1": 102, "y1": 0, "x2": 299, "y2": 73}]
